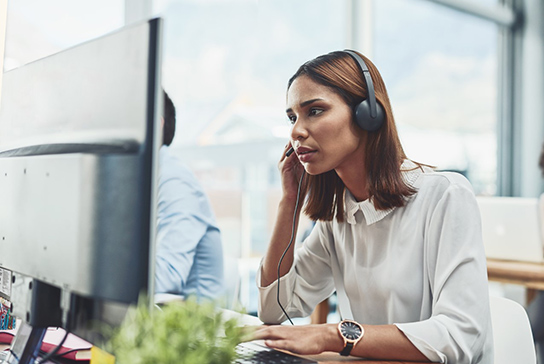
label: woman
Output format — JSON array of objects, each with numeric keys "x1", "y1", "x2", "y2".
[{"x1": 253, "y1": 50, "x2": 493, "y2": 363}]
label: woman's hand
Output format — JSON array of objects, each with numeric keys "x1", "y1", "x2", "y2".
[
  {"x1": 248, "y1": 323, "x2": 430, "y2": 362},
  {"x1": 279, "y1": 143, "x2": 305, "y2": 201},
  {"x1": 249, "y1": 324, "x2": 342, "y2": 356}
]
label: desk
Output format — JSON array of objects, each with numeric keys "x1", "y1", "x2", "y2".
[
  {"x1": 298, "y1": 351, "x2": 427, "y2": 363},
  {"x1": 487, "y1": 258, "x2": 544, "y2": 302},
  {"x1": 487, "y1": 258, "x2": 544, "y2": 289}
]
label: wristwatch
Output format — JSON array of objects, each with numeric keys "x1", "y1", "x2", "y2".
[{"x1": 337, "y1": 319, "x2": 364, "y2": 356}]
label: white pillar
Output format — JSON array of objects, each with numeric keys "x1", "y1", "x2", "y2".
[
  {"x1": 346, "y1": 0, "x2": 373, "y2": 58},
  {"x1": 517, "y1": 0, "x2": 544, "y2": 196}
]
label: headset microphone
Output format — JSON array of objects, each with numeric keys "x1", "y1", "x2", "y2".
[{"x1": 286, "y1": 146, "x2": 295, "y2": 157}]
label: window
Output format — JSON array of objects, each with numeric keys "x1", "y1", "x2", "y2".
[
  {"x1": 155, "y1": 0, "x2": 346, "y2": 256},
  {"x1": 4, "y1": 0, "x2": 124, "y2": 71},
  {"x1": 3, "y1": 0, "x2": 502, "y2": 314},
  {"x1": 375, "y1": 0, "x2": 498, "y2": 195},
  {"x1": 154, "y1": 0, "x2": 346, "y2": 312}
]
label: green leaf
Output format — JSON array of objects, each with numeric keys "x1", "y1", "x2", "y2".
[{"x1": 105, "y1": 296, "x2": 245, "y2": 364}]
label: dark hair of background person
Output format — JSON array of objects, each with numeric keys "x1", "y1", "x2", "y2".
[
  {"x1": 163, "y1": 90, "x2": 176, "y2": 146},
  {"x1": 540, "y1": 142, "x2": 544, "y2": 176},
  {"x1": 287, "y1": 50, "x2": 423, "y2": 222}
]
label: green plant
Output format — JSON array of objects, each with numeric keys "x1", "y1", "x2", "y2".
[{"x1": 105, "y1": 297, "x2": 245, "y2": 364}]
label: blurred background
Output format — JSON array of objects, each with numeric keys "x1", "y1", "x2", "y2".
[{"x1": 3, "y1": 0, "x2": 543, "y2": 315}]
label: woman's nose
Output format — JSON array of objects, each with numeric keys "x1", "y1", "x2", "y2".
[{"x1": 290, "y1": 119, "x2": 308, "y2": 141}]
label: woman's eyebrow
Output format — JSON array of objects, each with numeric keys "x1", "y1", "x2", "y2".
[{"x1": 285, "y1": 98, "x2": 324, "y2": 113}]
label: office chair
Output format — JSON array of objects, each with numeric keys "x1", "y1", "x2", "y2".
[{"x1": 490, "y1": 295, "x2": 537, "y2": 364}]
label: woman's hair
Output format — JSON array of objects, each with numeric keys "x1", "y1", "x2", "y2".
[
  {"x1": 288, "y1": 50, "x2": 420, "y2": 222},
  {"x1": 163, "y1": 90, "x2": 176, "y2": 146}
]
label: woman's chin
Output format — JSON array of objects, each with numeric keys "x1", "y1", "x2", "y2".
[{"x1": 302, "y1": 164, "x2": 333, "y2": 176}]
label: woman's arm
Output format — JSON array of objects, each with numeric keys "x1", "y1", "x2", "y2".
[
  {"x1": 260, "y1": 144, "x2": 305, "y2": 287},
  {"x1": 260, "y1": 196, "x2": 303, "y2": 286},
  {"x1": 395, "y1": 175, "x2": 493, "y2": 363},
  {"x1": 251, "y1": 323, "x2": 430, "y2": 362}
]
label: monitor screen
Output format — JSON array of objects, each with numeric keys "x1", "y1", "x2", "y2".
[{"x1": 0, "y1": 17, "x2": 162, "y2": 357}]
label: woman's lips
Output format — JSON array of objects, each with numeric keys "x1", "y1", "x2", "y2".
[{"x1": 297, "y1": 148, "x2": 316, "y2": 162}]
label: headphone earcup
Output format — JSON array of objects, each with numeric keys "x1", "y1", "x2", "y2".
[{"x1": 354, "y1": 99, "x2": 385, "y2": 132}]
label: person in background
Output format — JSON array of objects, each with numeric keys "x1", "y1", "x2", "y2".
[
  {"x1": 527, "y1": 142, "x2": 544, "y2": 363},
  {"x1": 154, "y1": 90, "x2": 224, "y2": 302},
  {"x1": 251, "y1": 50, "x2": 492, "y2": 363}
]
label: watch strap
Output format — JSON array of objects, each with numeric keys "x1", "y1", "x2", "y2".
[{"x1": 340, "y1": 342, "x2": 354, "y2": 356}]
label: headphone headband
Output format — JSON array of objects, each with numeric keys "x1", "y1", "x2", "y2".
[
  {"x1": 343, "y1": 50, "x2": 378, "y2": 119},
  {"x1": 341, "y1": 50, "x2": 384, "y2": 132}
]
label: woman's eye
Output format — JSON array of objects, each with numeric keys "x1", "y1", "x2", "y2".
[
  {"x1": 287, "y1": 115, "x2": 297, "y2": 124},
  {"x1": 309, "y1": 108, "x2": 324, "y2": 116}
]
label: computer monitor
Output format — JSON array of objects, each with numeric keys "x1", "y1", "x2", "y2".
[{"x1": 0, "y1": 18, "x2": 162, "y2": 363}]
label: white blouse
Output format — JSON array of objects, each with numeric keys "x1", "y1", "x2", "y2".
[{"x1": 257, "y1": 162, "x2": 493, "y2": 363}]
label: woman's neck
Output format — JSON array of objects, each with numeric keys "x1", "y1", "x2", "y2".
[{"x1": 336, "y1": 165, "x2": 369, "y2": 202}]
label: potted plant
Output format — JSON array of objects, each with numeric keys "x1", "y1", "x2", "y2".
[{"x1": 105, "y1": 297, "x2": 245, "y2": 364}]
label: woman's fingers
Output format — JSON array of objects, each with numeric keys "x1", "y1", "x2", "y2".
[
  {"x1": 250, "y1": 326, "x2": 281, "y2": 340},
  {"x1": 264, "y1": 339, "x2": 299, "y2": 353},
  {"x1": 247, "y1": 324, "x2": 332, "y2": 355}
]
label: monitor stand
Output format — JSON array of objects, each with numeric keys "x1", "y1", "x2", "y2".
[
  {"x1": 4, "y1": 280, "x2": 63, "y2": 364},
  {"x1": 4, "y1": 323, "x2": 46, "y2": 364}
]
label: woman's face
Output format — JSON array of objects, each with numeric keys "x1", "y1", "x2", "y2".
[{"x1": 287, "y1": 75, "x2": 365, "y2": 175}]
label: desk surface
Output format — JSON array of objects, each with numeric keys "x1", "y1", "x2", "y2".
[
  {"x1": 298, "y1": 351, "x2": 427, "y2": 363},
  {"x1": 487, "y1": 258, "x2": 544, "y2": 290}
]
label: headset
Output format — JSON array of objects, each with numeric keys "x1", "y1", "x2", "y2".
[{"x1": 343, "y1": 50, "x2": 385, "y2": 132}]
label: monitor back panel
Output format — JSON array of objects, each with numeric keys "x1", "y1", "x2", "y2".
[{"x1": 0, "y1": 19, "x2": 162, "y2": 304}]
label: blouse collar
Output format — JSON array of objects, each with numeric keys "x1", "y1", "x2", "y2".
[{"x1": 344, "y1": 160, "x2": 423, "y2": 225}]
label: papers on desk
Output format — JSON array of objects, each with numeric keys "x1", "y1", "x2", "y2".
[
  {"x1": 221, "y1": 309, "x2": 263, "y2": 327},
  {"x1": 0, "y1": 326, "x2": 92, "y2": 361},
  {"x1": 0, "y1": 328, "x2": 15, "y2": 345}
]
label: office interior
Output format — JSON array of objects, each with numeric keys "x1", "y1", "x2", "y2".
[{"x1": 1, "y1": 0, "x2": 544, "y2": 358}]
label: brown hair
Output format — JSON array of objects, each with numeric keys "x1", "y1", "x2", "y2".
[
  {"x1": 288, "y1": 50, "x2": 419, "y2": 222},
  {"x1": 163, "y1": 90, "x2": 176, "y2": 146}
]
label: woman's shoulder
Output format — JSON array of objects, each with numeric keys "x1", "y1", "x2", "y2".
[
  {"x1": 413, "y1": 167, "x2": 475, "y2": 202},
  {"x1": 401, "y1": 160, "x2": 473, "y2": 195}
]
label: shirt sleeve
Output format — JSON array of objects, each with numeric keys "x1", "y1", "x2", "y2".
[
  {"x1": 395, "y1": 177, "x2": 493, "y2": 364},
  {"x1": 154, "y1": 167, "x2": 209, "y2": 295},
  {"x1": 256, "y1": 221, "x2": 337, "y2": 324}
]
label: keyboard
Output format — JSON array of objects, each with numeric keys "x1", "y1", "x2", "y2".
[{"x1": 234, "y1": 341, "x2": 317, "y2": 364}]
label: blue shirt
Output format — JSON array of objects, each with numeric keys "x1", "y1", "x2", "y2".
[{"x1": 155, "y1": 146, "x2": 224, "y2": 300}]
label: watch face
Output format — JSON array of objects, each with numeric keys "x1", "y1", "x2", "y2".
[{"x1": 341, "y1": 321, "x2": 362, "y2": 340}]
